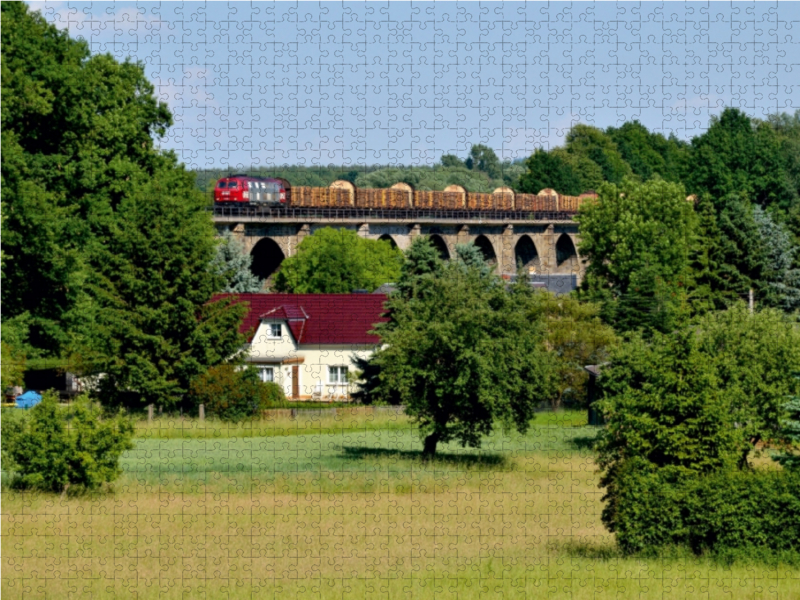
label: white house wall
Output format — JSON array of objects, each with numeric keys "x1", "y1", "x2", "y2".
[{"x1": 246, "y1": 321, "x2": 378, "y2": 399}]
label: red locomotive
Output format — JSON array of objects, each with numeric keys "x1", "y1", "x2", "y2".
[{"x1": 214, "y1": 175, "x2": 287, "y2": 206}]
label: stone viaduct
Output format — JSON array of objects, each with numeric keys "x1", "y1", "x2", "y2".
[{"x1": 213, "y1": 210, "x2": 584, "y2": 285}]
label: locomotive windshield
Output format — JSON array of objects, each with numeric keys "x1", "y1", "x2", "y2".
[{"x1": 217, "y1": 181, "x2": 227, "y2": 188}]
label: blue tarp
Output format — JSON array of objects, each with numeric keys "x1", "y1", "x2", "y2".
[{"x1": 16, "y1": 390, "x2": 42, "y2": 409}]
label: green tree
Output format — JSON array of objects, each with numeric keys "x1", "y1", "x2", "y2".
[
  {"x1": 694, "y1": 193, "x2": 800, "y2": 312},
  {"x1": 0, "y1": 313, "x2": 29, "y2": 389},
  {"x1": 351, "y1": 236, "x2": 443, "y2": 406},
  {"x1": 465, "y1": 144, "x2": 502, "y2": 179},
  {"x1": 605, "y1": 120, "x2": 689, "y2": 182},
  {"x1": 441, "y1": 154, "x2": 465, "y2": 168},
  {"x1": 565, "y1": 124, "x2": 632, "y2": 184},
  {"x1": 394, "y1": 236, "x2": 445, "y2": 300},
  {"x1": 80, "y1": 169, "x2": 248, "y2": 408},
  {"x1": 687, "y1": 107, "x2": 797, "y2": 211},
  {"x1": 517, "y1": 148, "x2": 603, "y2": 196},
  {"x1": 1, "y1": 3, "x2": 174, "y2": 356},
  {"x1": 775, "y1": 372, "x2": 800, "y2": 471},
  {"x1": 211, "y1": 229, "x2": 264, "y2": 293},
  {"x1": 360, "y1": 260, "x2": 557, "y2": 457},
  {"x1": 272, "y1": 227, "x2": 404, "y2": 293},
  {"x1": 752, "y1": 205, "x2": 800, "y2": 311},
  {"x1": 522, "y1": 292, "x2": 617, "y2": 407},
  {"x1": 464, "y1": 144, "x2": 503, "y2": 179},
  {"x1": 1, "y1": 392, "x2": 134, "y2": 494},
  {"x1": 686, "y1": 195, "x2": 744, "y2": 313},
  {"x1": 595, "y1": 305, "x2": 800, "y2": 535},
  {"x1": 576, "y1": 178, "x2": 697, "y2": 333},
  {"x1": 765, "y1": 110, "x2": 800, "y2": 200},
  {"x1": 454, "y1": 242, "x2": 492, "y2": 278}
]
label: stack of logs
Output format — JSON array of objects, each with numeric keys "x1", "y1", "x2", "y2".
[{"x1": 284, "y1": 183, "x2": 596, "y2": 212}]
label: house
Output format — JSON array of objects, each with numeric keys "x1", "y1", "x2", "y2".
[{"x1": 215, "y1": 293, "x2": 389, "y2": 400}]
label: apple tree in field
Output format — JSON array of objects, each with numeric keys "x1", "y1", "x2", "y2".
[{"x1": 363, "y1": 258, "x2": 557, "y2": 457}]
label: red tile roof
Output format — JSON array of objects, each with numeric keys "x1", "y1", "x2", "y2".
[{"x1": 212, "y1": 293, "x2": 390, "y2": 345}]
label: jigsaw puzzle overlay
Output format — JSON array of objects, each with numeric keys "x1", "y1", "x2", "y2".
[{"x1": 4, "y1": 2, "x2": 800, "y2": 599}]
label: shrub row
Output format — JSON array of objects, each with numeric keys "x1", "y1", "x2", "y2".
[{"x1": 614, "y1": 463, "x2": 800, "y2": 561}]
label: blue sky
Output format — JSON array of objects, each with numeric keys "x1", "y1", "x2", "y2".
[{"x1": 29, "y1": 1, "x2": 800, "y2": 170}]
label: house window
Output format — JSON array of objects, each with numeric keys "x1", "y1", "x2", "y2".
[
  {"x1": 328, "y1": 366, "x2": 348, "y2": 384},
  {"x1": 259, "y1": 367, "x2": 274, "y2": 383},
  {"x1": 268, "y1": 323, "x2": 281, "y2": 339}
]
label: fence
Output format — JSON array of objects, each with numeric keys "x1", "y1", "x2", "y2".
[{"x1": 262, "y1": 405, "x2": 407, "y2": 420}]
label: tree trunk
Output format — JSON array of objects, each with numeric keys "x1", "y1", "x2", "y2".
[{"x1": 422, "y1": 432, "x2": 440, "y2": 458}]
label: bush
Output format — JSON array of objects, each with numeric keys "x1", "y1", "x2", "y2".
[
  {"x1": 188, "y1": 364, "x2": 282, "y2": 421},
  {"x1": 613, "y1": 465, "x2": 800, "y2": 561},
  {"x1": 1, "y1": 392, "x2": 134, "y2": 494}
]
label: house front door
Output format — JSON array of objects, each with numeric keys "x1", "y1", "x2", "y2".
[{"x1": 291, "y1": 366, "x2": 299, "y2": 399}]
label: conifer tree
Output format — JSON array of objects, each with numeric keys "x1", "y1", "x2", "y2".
[
  {"x1": 211, "y1": 229, "x2": 263, "y2": 293},
  {"x1": 395, "y1": 236, "x2": 444, "y2": 299}
]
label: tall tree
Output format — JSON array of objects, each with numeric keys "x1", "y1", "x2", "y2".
[
  {"x1": 272, "y1": 227, "x2": 404, "y2": 294},
  {"x1": 752, "y1": 205, "x2": 800, "y2": 311},
  {"x1": 686, "y1": 195, "x2": 744, "y2": 313},
  {"x1": 605, "y1": 120, "x2": 689, "y2": 183},
  {"x1": 517, "y1": 148, "x2": 602, "y2": 196},
  {"x1": 565, "y1": 124, "x2": 632, "y2": 184},
  {"x1": 576, "y1": 178, "x2": 697, "y2": 333},
  {"x1": 81, "y1": 169, "x2": 248, "y2": 408},
  {"x1": 595, "y1": 305, "x2": 800, "y2": 536},
  {"x1": 454, "y1": 242, "x2": 492, "y2": 278},
  {"x1": 440, "y1": 154, "x2": 465, "y2": 169},
  {"x1": 465, "y1": 144, "x2": 502, "y2": 179},
  {"x1": 687, "y1": 107, "x2": 797, "y2": 211},
  {"x1": 1, "y1": 3, "x2": 173, "y2": 355},
  {"x1": 394, "y1": 236, "x2": 444, "y2": 300}
]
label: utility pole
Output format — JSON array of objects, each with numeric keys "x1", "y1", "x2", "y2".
[{"x1": 748, "y1": 288, "x2": 754, "y2": 314}]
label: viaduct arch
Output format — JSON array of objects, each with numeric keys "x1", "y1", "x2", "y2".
[{"x1": 219, "y1": 220, "x2": 583, "y2": 283}]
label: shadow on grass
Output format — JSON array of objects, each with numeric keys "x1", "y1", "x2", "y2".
[
  {"x1": 550, "y1": 539, "x2": 623, "y2": 561},
  {"x1": 568, "y1": 435, "x2": 598, "y2": 451},
  {"x1": 340, "y1": 445, "x2": 510, "y2": 470}
]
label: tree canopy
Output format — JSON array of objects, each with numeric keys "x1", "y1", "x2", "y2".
[
  {"x1": 686, "y1": 108, "x2": 798, "y2": 211},
  {"x1": 594, "y1": 305, "x2": 800, "y2": 551},
  {"x1": 576, "y1": 178, "x2": 697, "y2": 333},
  {"x1": 1, "y1": 3, "x2": 247, "y2": 406},
  {"x1": 79, "y1": 171, "x2": 248, "y2": 408},
  {"x1": 1, "y1": 2, "x2": 174, "y2": 355},
  {"x1": 358, "y1": 259, "x2": 557, "y2": 457},
  {"x1": 272, "y1": 227, "x2": 404, "y2": 294}
]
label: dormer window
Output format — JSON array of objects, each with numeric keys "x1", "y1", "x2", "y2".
[{"x1": 268, "y1": 323, "x2": 282, "y2": 339}]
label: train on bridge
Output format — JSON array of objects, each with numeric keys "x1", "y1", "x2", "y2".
[{"x1": 213, "y1": 175, "x2": 596, "y2": 214}]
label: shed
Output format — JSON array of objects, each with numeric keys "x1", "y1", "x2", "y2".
[{"x1": 584, "y1": 364, "x2": 606, "y2": 426}]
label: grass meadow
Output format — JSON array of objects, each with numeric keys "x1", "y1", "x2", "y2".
[{"x1": 3, "y1": 409, "x2": 799, "y2": 599}]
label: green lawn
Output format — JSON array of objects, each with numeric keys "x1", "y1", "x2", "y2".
[{"x1": 3, "y1": 410, "x2": 799, "y2": 599}]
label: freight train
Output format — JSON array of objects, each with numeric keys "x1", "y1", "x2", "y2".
[{"x1": 213, "y1": 175, "x2": 595, "y2": 213}]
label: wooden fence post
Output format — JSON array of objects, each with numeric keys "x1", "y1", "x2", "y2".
[
  {"x1": 148, "y1": 404, "x2": 154, "y2": 422},
  {"x1": 199, "y1": 404, "x2": 205, "y2": 421}
]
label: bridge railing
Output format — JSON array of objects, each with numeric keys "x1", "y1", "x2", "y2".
[{"x1": 208, "y1": 205, "x2": 579, "y2": 222}]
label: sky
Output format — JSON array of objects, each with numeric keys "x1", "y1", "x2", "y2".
[{"x1": 28, "y1": 1, "x2": 800, "y2": 170}]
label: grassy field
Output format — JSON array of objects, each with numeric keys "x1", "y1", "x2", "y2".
[{"x1": 3, "y1": 410, "x2": 799, "y2": 599}]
